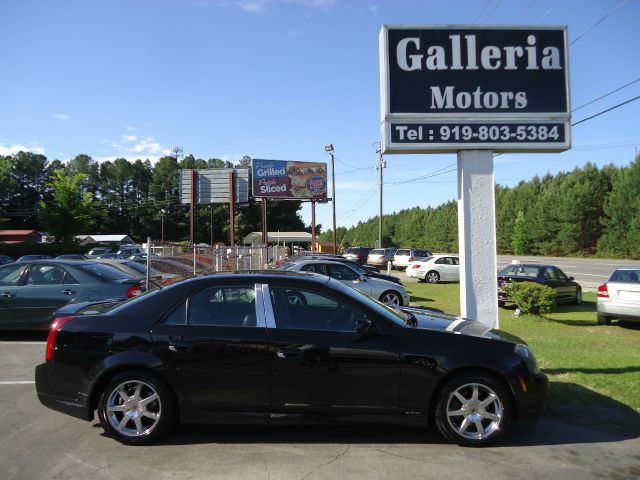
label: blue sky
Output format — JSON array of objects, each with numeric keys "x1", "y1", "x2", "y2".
[{"x1": 1, "y1": 0, "x2": 639, "y2": 232}]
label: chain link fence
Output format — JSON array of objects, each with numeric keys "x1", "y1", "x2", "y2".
[{"x1": 141, "y1": 241, "x2": 288, "y2": 285}]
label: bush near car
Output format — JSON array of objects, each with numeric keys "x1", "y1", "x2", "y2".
[{"x1": 504, "y1": 282, "x2": 557, "y2": 315}]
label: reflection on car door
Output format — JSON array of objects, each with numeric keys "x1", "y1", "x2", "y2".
[
  {"x1": 551, "y1": 267, "x2": 576, "y2": 301},
  {"x1": 265, "y1": 284, "x2": 400, "y2": 413},
  {"x1": 325, "y1": 264, "x2": 372, "y2": 296},
  {"x1": 12, "y1": 264, "x2": 82, "y2": 327},
  {"x1": 0, "y1": 264, "x2": 28, "y2": 327},
  {"x1": 150, "y1": 283, "x2": 270, "y2": 412}
]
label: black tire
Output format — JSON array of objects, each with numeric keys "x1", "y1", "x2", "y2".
[
  {"x1": 98, "y1": 370, "x2": 176, "y2": 445},
  {"x1": 597, "y1": 314, "x2": 611, "y2": 325},
  {"x1": 434, "y1": 372, "x2": 512, "y2": 447},
  {"x1": 574, "y1": 288, "x2": 583, "y2": 305},
  {"x1": 498, "y1": 300, "x2": 506, "y2": 308},
  {"x1": 425, "y1": 271, "x2": 440, "y2": 284},
  {"x1": 379, "y1": 290, "x2": 402, "y2": 306}
]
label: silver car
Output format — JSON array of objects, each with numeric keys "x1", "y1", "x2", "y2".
[
  {"x1": 597, "y1": 267, "x2": 640, "y2": 325},
  {"x1": 281, "y1": 260, "x2": 410, "y2": 306},
  {"x1": 367, "y1": 248, "x2": 395, "y2": 267}
]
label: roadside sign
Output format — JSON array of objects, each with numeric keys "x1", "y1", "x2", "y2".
[
  {"x1": 179, "y1": 168, "x2": 249, "y2": 204},
  {"x1": 252, "y1": 159, "x2": 328, "y2": 199},
  {"x1": 379, "y1": 25, "x2": 570, "y2": 153}
]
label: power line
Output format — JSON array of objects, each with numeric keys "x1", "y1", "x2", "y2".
[
  {"x1": 570, "y1": 0, "x2": 629, "y2": 46},
  {"x1": 572, "y1": 77, "x2": 640, "y2": 112},
  {"x1": 572, "y1": 94, "x2": 640, "y2": 126},
  {"x1": 514, "y1": 0, "x2": 536, "y2": 24},
  {"x1": 483, "y1": 0, "x2": 504, "y2": 23},
  {"x1": 473, "y1": 0, "x2": 492, "y2": 23}
]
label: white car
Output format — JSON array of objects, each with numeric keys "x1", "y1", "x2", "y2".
[
  {"x1": 392, "y1": 248, "x2": 432, "y2": 270},
  {"x1": 597, "y1": 267, "x2": 640, "y2": 325},
  {"x1": 407, "y1": 255, "x2": 460, "y2": 283}
]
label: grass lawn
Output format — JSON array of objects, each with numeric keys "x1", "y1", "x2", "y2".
[{"x1": 405, "y1": 281, "x2": 640, "y2": 425}]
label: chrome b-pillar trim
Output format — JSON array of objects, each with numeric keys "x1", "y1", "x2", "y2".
[{"x1": 260, "y1": 284, "x2": 277, "y2": 329}]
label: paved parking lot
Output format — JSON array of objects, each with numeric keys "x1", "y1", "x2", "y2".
[{"x1": 1, "y1": 335, "x2": 639, "y2": 480}]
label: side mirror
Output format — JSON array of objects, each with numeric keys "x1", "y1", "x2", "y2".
[
  {"x1": 569, "y1": 276, "x2": 574, "y2": 281},
  {"x1": 358, "y1": 275, "x2": 367, "y2": 282},
  {"x1": 353, "y1": 318, "x2": 373, "y2": 341}
]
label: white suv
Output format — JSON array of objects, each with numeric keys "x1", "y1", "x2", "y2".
[{"x1": 392, "y1": 248, "x2": 433, "y2": 269}]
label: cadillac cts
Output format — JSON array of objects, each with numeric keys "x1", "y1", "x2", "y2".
[{"x1": 35, "y1": 271, "x2": 547, "y2": 447}]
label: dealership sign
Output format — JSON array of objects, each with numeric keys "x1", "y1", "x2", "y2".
[
  {"x1": 252, "y1": 159, "x2": 328, "y2": 199},
  {"x1": 379, "y1": 25, "x2": 570, "y2": 153}
]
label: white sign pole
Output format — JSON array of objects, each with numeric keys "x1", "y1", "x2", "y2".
[{"x1": 457, "y1": 150, "x2": 499, "y2": 329}]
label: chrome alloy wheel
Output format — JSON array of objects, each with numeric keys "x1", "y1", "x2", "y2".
[
  {"x1": 105, "y1": 380, "x2": 162, "y2": 437},
  {"x1": 380, "y1": 291, "x2": 401, "y2": 306},
  {"x1": 445, "y1": 383, "x2": 503, "y2": 440},
  {"x1": 426, "y1": 272, "x2": 440, "y2": 284}
]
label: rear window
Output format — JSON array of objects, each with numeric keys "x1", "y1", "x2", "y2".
[
  {"x1": 500, "y1": 265, "x2": 542, "y2": 277},
  {"x1": 395, "y1": 249, "x2": 410, "y2": 256},
  {"x1": 344, "y1": 248, "x2": 358, "y2": 255},
  {"x1": 369, "y1": 249, "x2": 384, "y2": 255},
  {"x1": 78, "y1": 263, "x2": 135, "y2": 281},
  {"x1": 610, "y1": 270, "x2": 640, "y2": 283}
]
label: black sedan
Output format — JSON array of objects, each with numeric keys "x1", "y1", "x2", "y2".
[
  {"x1": 36, "y1": 271, "x2": 547, "y2": 447},
  {"x1": 498, "y1": 263, "x2": 582, "y2": 308}
]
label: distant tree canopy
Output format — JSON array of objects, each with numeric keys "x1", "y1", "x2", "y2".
[
  {"x1": 320, "y1": 157, "x2": 640, "y2": 259},
  {"x1": 0, "y1": 152, "x2": 306, "y2": 244}
]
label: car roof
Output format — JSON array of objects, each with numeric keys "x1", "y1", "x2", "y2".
[{"x1": 189, "y1": 270, "x2": 332, "y2": 285}]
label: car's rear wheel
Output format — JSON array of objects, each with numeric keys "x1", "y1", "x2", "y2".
[
  {"x1": 425, "y1": 271, "x2": 440, "y2": 284},
  {"x1": 380, "y1": 290, "x2": 402, "y2": 306},
  {"x1": 434, "y1": 373, "x2": 512, "y2": 447},
  {"x1": 98, "y1": 370, "x2": 175, "y2": 444},
  {"x1": 597, "y1": 314, "x2": 611, "y2": 325}
]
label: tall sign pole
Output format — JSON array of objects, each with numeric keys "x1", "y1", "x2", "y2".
[
  {"x1": 261, "y1": 198, "x2": 268, "y2": 244},
  {"x1": 229, "y1": 170, "x2": 235, "y2": 246},
  {"x1": 190, "y1": 169, "x2": 196, "y2": 244},
  {"x1": 311, "y1": 200, "x2": 316, "y2": 251},
  {"x1": 379, "y1": 25, "x2": 570, "y2": 328}
]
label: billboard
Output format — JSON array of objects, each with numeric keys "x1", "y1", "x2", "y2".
[
  {"x1": 252, "y1": 159, "x2": 327, "y2": 199},
  {"x1": 379, "y1": 25, "x2": 570, "y2": 153},
  {"x1": 179, "y1": 169, "x2": 249, "y2": 204}
]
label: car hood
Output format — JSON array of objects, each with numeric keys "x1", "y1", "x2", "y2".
[{"x1": 399, "y1": 306, "x2": 523, "y2": 344}]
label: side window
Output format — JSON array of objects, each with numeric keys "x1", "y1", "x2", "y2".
[
  {"x1": 326, "y1": 264, "x2": 359, "y2": 281},
  {"x1": 452, "y1": 257, "x2": 459, "y2": 265},
  {"x1": 188, "y1": 285, "x2": 256, "y2": 327},
  {"x1": 544, "y1": 268, "x2": 559, "y2": 280},
  {"x1": 269, "y1": 286, "x2": 366, "y2": 333},
  {"x1": 435, "y1": 258, "x2": 446, "y2": 265},
  {"x1": 555, "y1": 268, "x2": 568, "y2": 281},
  {"x1": 302, "y1": 263, "x2": 326, "y2": 275},
  {"x1": 162, "y1": 301, "x2": 187, "y2": 325},
  {"x1": 0, "y1": 264, "x2": 27, "y2": 286},
  {"x1": 26, "y1": 265, "x2": 66, "y2": 285}
]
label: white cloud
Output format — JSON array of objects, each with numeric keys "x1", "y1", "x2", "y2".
[
  {"x1": 125, "y1": 126, "x2": 137, "y2": 132},
  {"x1": 239, "y1": 1, "x2": 265, "y2": 13},
  {"x1": 123, "y1": 135, "x2": 138, "y2": 142},
  {"x1": 53, "y1": 113, "x2": 70, "y2": 121},
  {"x1": 0, "y1": 144, "x2": 46, "y2": 155}
]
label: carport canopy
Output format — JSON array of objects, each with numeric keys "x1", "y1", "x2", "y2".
[{"x1": 243, "y1": 231, "x2": 312, "y2": 245}]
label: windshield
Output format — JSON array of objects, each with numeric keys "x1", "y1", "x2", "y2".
[
  {"x1": 326, "y1": 277, "x2": 409, "y2": 326},
  {"x1": 78, "y1": 263, "x2": 135, "y2": 281}
]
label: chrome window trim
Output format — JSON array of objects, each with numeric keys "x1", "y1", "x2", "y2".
[
  {"x1": 260, "y1": 283, "x2": 277, "y2": 329},
  {"x1": 254, "y1": 283, "x2": 268, "y2": 329}
]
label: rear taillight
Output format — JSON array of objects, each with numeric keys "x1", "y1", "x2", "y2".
[
  {"x1": 597, "y1": 284, "x2": 609, "y2": 298},
  {"x1": 126, "y1": 284, "x2": 143, "y2": 298},
  {"x1": 408, "y1": 257, "x2": 413, "y2": 262},
  {"x1": 412, "y1": 264, "x2": 421, "y2": 269},
  {"x1": 45, "y1": 316, "x2": 76, "y2": 362}
]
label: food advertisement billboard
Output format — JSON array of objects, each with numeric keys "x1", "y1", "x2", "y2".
[{"x1": 252, "y1": 159, "x2": 327, "y2": 199}]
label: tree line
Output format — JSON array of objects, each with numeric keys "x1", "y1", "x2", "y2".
[
  {"x1": 0, "y1": 152, "x2": 307, "y2": 244},
  {"x1": 320, "y1": 157, "x2": 640, "y2": 259}
]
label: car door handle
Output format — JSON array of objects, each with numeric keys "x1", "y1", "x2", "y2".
[
  {"x1": 1, "y1": 291, "x2": 14, "y2": 298},
  {"x1": 61, "y1": 289, "x2": 76, "y2": 295},
  {"x1": 276, "y1": 348, "x2": 300, "y2": 359},
  {"x1": 168, "y1": 341, "x2": 192, "y2": 352}
]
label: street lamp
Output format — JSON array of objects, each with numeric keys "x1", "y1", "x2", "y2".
[
  {"x1": 324, "y1": 144, "x2": 336, "y2": 254},
  {"x1": 160, "y1": 208, "x2": 166, "y2": 243}
]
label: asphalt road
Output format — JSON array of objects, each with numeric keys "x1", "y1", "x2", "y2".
[{"x1": 1, "y1": 336, "x2": 639, "y2": 480}]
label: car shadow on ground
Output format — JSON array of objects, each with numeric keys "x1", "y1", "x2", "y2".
[{"x1": 128, "y1": 382, "x2": 638, "y2": 448}]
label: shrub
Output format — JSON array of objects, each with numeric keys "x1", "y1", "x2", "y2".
[{"x1": 504, "y1": 282, "x2": 557, "y2": 315}]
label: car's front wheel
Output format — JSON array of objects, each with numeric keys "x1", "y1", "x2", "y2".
[
  {"x1": 98, "y1": 370, "x2": 176, "y2": 444},
  {"x1": 434, "y1": 373, "x2": 512, "y2": 447},
  {"x1": 380, "y1": 290, "x2": 402, "y2": 306}
]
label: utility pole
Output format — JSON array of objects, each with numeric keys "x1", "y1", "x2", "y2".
[
  {"x1": 373, "y1": 141, "x2": 386, "y2": 249},
  {"x1": 325, "y1": 144, "x2": 337, "y2": 254}
]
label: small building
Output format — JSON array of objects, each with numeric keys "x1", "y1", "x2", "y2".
[
  {"x1": 75, "y1": 234, "x2": 135, "y2": 247},
  {"x1": 243, "y1": 231, "x2": 312, "y2": 248},
  {"x1": 0, "y1": 230, "x2": 42, "y2": 243}
]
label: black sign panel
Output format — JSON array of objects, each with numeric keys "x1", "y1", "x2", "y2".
[{"x1": 380, "y1": 25, "x2": 570, "y2": 153}]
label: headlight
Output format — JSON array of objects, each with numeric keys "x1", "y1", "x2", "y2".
[{"x1": 514, "y1": 344, "x2": 539, "y2": 373}]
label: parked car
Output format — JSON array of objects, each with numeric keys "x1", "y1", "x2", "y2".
[
  {"x1": 95, "y1": 253, "x2": 125, "y2": 259},
  {"x1": 0, "y1": 255, "x2": 14, "y2": 265},
  {"x1": 497, "y1": 264, "x2": 582, "y2": 308},
  {"x1": 342, "y1": 246, "x2": 373, "y2": 265},
  {"x1": 281, "y1": 256, "x2": 400, "y2": 284},
  {"x1": 118, "y1": 246, "x2": 145, "y2": 256},
  {"x1": 392, "y1": 248, "x2": 433, "y2": 270},
  {"x1": 90, "y1": 258, "x2": 164, "y2": 286},
  {"x1": 408, "y1": 255, "x2": 459, "y2": 283},
  {"x1": 16, "y1": 254, "x2": 54, "y2": 262},
  {"x1": 55, "y1": 254, "x2": 88, "y2": 260},
  {"x1": 87, "y1": 247, "x2": 113, "y2": 258},
  {"x1": 367, "y1": 248, "x2": 396, "y2": 267},
  {"x1": 280, "y1": 260, "x2": 410, "y2": 306},
  {"x1": 35, "y1": 271, "x2": 547, "y2": 446},
  {"x1": 597, "y1": 267, "x2": 640, "y2": 325},
  {"x1": 0, "y1": 260, "x2": 145, "y2": 330}
]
